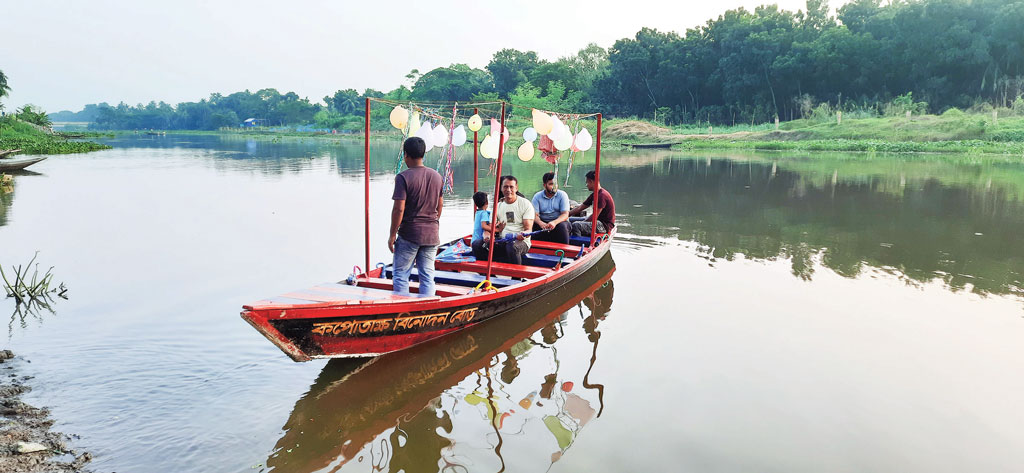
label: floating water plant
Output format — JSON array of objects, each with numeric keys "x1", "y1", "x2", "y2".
[{"x1": 0, "y1": 252, "x2": 67, "y2": 305}]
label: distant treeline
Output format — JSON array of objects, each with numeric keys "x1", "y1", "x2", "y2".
[{"x1": 51, "y1": 0, "x2": 1024, "y2": 129}]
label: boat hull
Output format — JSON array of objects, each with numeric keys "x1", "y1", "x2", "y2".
[
  {"x1": 0, "y1": 157, "x2": 46, "y2": 171},
  {"x1": 242, "y1": 234, "x2": 613, "y2": 361}
]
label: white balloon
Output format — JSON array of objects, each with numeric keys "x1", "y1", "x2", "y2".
[
  {"x1": 451, "y1": 125, "x2": 467, "y2": 146},
  {"x1": 523, "y1": 127, "x2": 538, "y2": 142},
  {"x1": 554, "y1": 132, "x2": 573, "y2": 151},
  {"x1": 480, "y1": 135, "x2": 497, "y2": 159},
  {"x1": 414, "y1": 122, "x2": 434, "y2": 152},
  {"x1": 549, "y1": 121, "x2": 567, "y2": 142},
  {"x1": 574, "y1": 128, "x2": 593, "y2": 151},
  {"x1": 433, "y1": 123, "x2": 448, "y2": 147},
  {"x1": 549, "y1": 115, "x2": 563, "y2": 137}
]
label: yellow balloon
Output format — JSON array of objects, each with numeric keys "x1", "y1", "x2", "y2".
[
  {"x1": 389, "y1": 106, "x2": 409, "y2": 130},
  {"x1": 480, "y1": 135, "x2": 498, "y2": 159},
  {"x1": 468, "y1": 114, "x2": 483, "y2": 132},
  {"x1": 517, "y1": 142, "x2": 534, "y2": 161},
  {"x1": 532, "y1": 109, "x2": 553, "y2": 135},
  {"x1": 409, "y1": 111, "x2": 421, "y2": 135}
]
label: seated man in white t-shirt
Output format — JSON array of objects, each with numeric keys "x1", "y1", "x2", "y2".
[{"x1": 472, "y1": 175, "x2": 534, "y2": 265}]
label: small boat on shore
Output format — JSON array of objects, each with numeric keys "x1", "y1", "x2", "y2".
[{"x1": 0, "y1": 157, "x2": 46, "y2": 171}]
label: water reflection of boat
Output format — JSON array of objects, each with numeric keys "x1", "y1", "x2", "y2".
[{"x1": 266, "y1": 253, "x2": 615, "y2": 472}]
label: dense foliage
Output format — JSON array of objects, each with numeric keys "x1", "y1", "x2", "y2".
[
  {"x1": 0, "y1": 117, "x2": 110, "y2": 154},
  {"x1": 49, "y1": 0, "x2": 1024, "y2": 129}
]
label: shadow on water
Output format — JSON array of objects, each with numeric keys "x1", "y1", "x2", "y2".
[{"x1": 265, "y1": 254, "x2": 616, "y2": 473}]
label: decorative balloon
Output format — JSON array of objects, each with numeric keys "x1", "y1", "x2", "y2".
[
  {"x1": 480, "y1": 135, "x2": 498, "y2": 159},
  {"x1": 553, "y1": 132, "x2": 573, "y2": 151},
  {"x1": 489, "y1": 119, "x2": 510, "y2": 143},
  {"x1": 517, "y1": 142, "x2": 534, "y2": 161},
  {"x1": 414, "y1": 122, "x2": 434, "y2": 152},
  {"x1": 409, "y1": 111, "x2": 421, "y2": 135},
  {"x1": 548, "y1": 115, "x2": 565, "y2": 140},
  {"x1": 432, "y1": 123, "x2": 448, "y2": 146},
  {"x1": 390, "y1": 106, "x2": 409, "y2": 130},
  {"x1": 523, "y1": 127, "x2": 538, "y2": 142},
  {"x1": 467, "y1": 114, "x2": 483, "y2": 132},
  {"x1": 574, "y1": 128, "x2": 593, "y2": 151},
  {"x1": 451, "y1": 125, "x2": 467, "y2": 146},
  {"x1": 532, "y1": 109, "x2": 553, "y2": 135}
]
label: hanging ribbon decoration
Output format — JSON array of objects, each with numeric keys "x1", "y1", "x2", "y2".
[
  {"x1": 442, "y1": 104, "x2": 458, "y2": 195},
  {"x1": 564, "y1": 119, "x2": 580, "y2": 186}
]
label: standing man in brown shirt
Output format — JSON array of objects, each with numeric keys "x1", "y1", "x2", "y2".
[{"x1": 389, "y1": 137, "x2": 444, "y2": 296}]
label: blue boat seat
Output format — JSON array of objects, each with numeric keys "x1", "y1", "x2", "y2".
[
  {"x1": 385, "y1": 267, "x2": 519, "y2": 288},
  {"x1": 522, "y1": 253, "x2": 571, "y2": 268}
]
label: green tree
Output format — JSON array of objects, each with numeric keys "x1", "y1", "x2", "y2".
[
  {"x1": 0, "y1": 69, "x2": 9, "y2": 110},
  {"x1": 17, "y1": 104, "x2": 52, "y2": 127},
  {"x1": 411, "y1": 64, "x2": 494, "y2": 102},
  {"x1": 487, "y1": 49, "x2": 540, "y2": 98}
]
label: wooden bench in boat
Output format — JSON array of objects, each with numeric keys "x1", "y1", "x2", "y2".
[
  {"x1": 356, "y1": 277, "x2": 472, "y2": 297},
  {"x1": 457, "y1": 237, "x2": 587, "y2": 257},
  {"x1": 384, "y1": 267, "x2": 520, "y2": 288},
  {"x1": 434, "y1": 260, "x2": 551, "y2": 279}
]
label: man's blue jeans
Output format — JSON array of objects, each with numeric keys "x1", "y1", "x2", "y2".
[{"x1": 392, "y1": 236, "x2": 437, "y2": 296}]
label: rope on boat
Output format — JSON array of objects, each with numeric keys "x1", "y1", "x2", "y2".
[{"x1": 473, "y1": 279, "x2": 498, "y2": 293}]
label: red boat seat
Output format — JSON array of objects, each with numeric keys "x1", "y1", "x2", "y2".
[
  {"x1": 458, "y1": 236, "x2": 585, "y2": 257},
  {"x1": 435, "y1": 260, "x2": 551, "y2": 279},
  {"x1": 383, "y1": 267, "x2": 520, "y2": 288}
]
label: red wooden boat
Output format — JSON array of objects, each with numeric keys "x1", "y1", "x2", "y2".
[{"x1": 241, "y1": 100, "x2": 612, "y2": 361}]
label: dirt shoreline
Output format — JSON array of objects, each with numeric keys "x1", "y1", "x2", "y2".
[{"x1": 0, "y1": 350, "x2": 91, "y2": 473}]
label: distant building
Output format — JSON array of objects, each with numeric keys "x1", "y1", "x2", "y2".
[{"x1": 242, "y1": 118, "x2": 268, "y2": 127}]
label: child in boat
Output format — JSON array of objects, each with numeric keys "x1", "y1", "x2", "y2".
[
  {"x1": 471, "y1": 191, "x2": 494, "y2": 244},
  {"x1": 471, "y1": 191, "x2": 505, "y2": 258}
]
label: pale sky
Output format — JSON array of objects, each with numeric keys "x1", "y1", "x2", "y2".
[{"x1": 2, "y1": 0, "x2": 849, "y2": 112}]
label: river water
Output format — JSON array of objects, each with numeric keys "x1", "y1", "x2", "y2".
[{"x1": 1, "y1": 134, "x2": 1022, "y2": 472}]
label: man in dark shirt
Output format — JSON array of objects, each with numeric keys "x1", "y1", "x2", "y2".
[
  {"x1": 389, "y1": 137, "x2": 444, "y2": 296},
  {"x1": 568, "y1": 170, "x2": 615, "y2": 237}
]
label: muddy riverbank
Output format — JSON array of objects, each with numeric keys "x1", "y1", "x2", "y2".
[{"x1": 0, "y1": 350, "x2": 91, "y2": 473}]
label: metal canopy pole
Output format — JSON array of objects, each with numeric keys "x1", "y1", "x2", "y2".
[
  {"x1": 364, "y1": 98, "x2": 371, "y2": 275},
  {"x1": 473, "y1": 107, "x2": 479, "y2": 193},
  {"x1": 590, "y1": 113, "x2": 602, "y2": 248},
  {"x1": 484, "y1": 102, "x2": 507, "y2": 283}
]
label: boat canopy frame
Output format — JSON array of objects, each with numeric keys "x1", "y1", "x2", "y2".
[{"x1": 362, "y1": 98, "x2": 603, "y2": 287}]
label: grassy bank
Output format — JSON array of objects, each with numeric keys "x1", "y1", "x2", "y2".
[
  {"x1": 603, "y1": 111, "x2": 1024, "y2": 156},
  {"x1": 0, "y1": 118, "x2": 111, "y2": 154}
]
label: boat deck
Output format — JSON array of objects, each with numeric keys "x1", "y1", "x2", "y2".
[{"x1": 244, "y1": 233, "x2": 604, "y2": 311}]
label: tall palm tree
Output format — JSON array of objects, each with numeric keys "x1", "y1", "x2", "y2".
[
  {"x1": 0, "y1": 69, "x2": 9, "y2": 100},
  {"x1": 0, "y1": 69, "x2": 9, "y2": 112}
]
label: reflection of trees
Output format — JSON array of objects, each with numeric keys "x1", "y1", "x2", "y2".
[{"x1": 617, "y1": 157, "x2": 1024, "y2": 297}]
